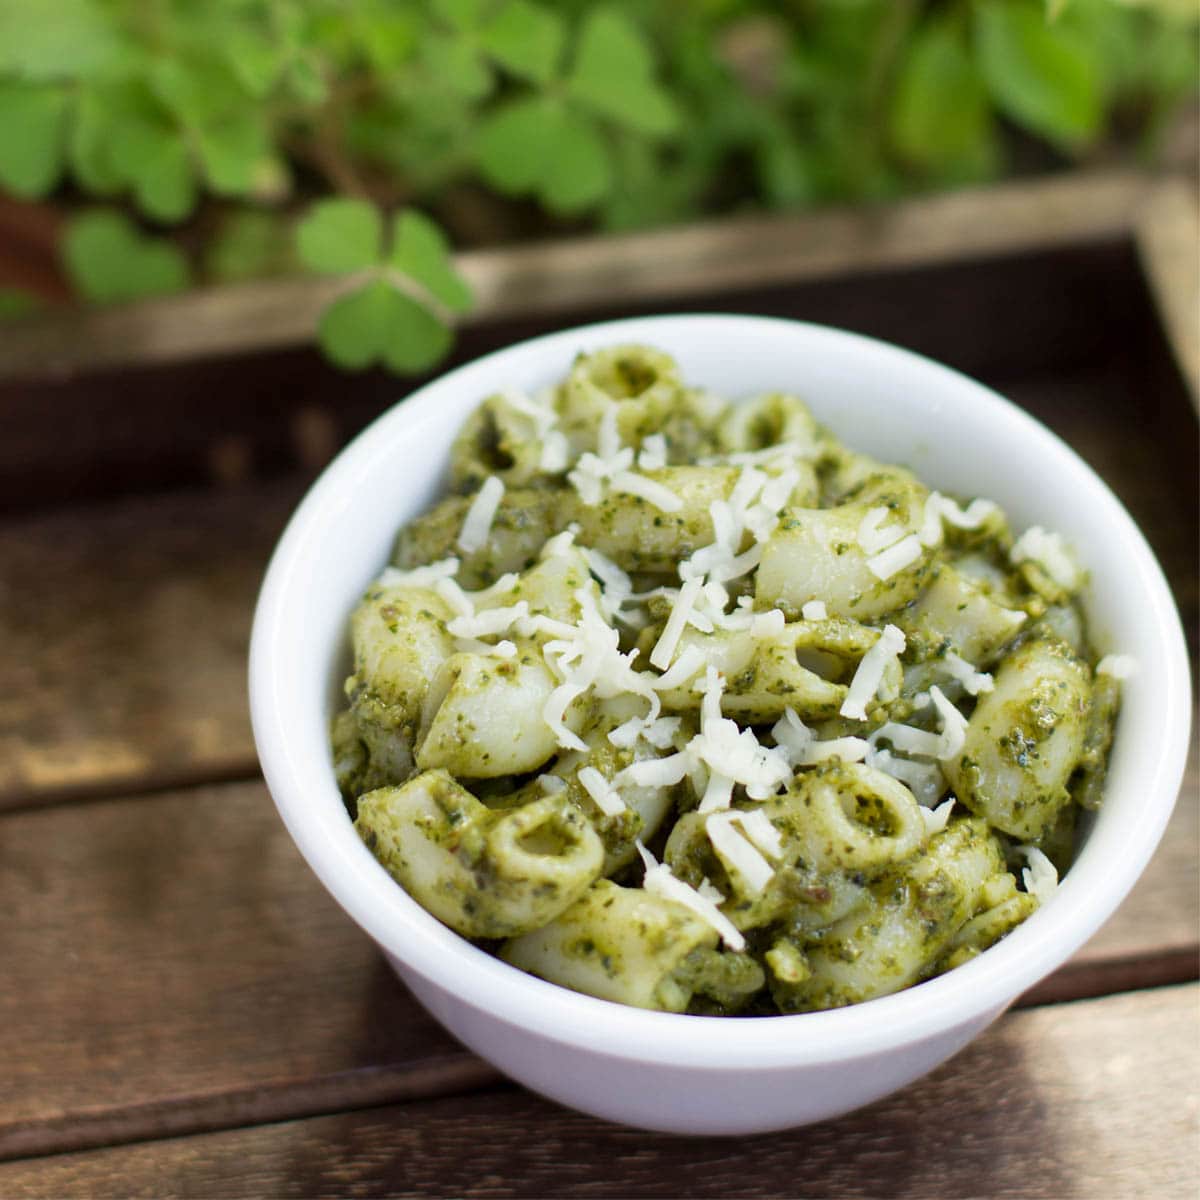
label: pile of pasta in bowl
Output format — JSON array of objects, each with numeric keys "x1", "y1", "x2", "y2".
[{"x1": 332, "y1": 345, "x2": 1127, "y2": 1017}]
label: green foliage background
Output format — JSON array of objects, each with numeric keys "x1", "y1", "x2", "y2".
[{"x1": 0, "y1": 0, "x2": 1195, "y2": 371}]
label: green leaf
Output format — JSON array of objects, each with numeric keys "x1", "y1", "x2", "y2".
[
  {"x1": 890, "y1": 22, "x2": 992, "y2": 169},
  {"x1": 296, "y1": 198, "x2": 382, "y2": 274},
  {"x1": 0, "y1": 82, "x2": 69, "y2": 197},
  {"x1": 107, "y1": 116, "x2": 196, "y2": 222},
  {"x1": 974, "y1": 0, "x2": 1102, "y2": 149},
  {"x1": 420, "y1": 32, "x2": 493, "y2": 101},
  {"x1": 540, "y1": 109, "x2": 612, "y2": 212},
  {"x1": 287, "y1": 55, "x2": 329, "y2": 105},
  {"x1": 432, "y1": 0, "x2": 488, "y2": 33},
  {"x1": 476, "y1": 96, "x2": 612, "y2": 212},
  {"x1": 390, "y1": 209, "x2": 472, "y2": 313},
  {"x1": 317, "y1": 278, "x2": 451, "y2": 373},
  {"x1": 224, "y1": 29, "x2": 288, "y2": 97},
  {"x1": 479, "y1": 1, "x2": 566, "y2": 84},
  {"x1": 68, "y1": 86, "x2": 122, "y2": 193},
  {"x1": 0, "y1": 0, "x2": 124, "y2": 81},
  {"x1": 63, "y1": 210, "x2": 189, "y2": 304},
  {"x1": 566, "y1": 8, "x2": 680, "y2": 136},
  {"x1": 195, "y1": 113, "x2": 271, "y2": 195},
  {"x1": 476, "y1": 95, "x2": 556, "y2": 195}
]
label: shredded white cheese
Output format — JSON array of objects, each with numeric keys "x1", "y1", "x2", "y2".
[
  {"x1": 1011, "y1": 526, "x2": 1080, "y2": 590},
  {"x1": 706, "y1": 812, "x2": 774, "y2": 894},
  {"x1": 866, "y1": 533, "x2": 923, "y2": 581},
  {"x1": 457, "y1": 475, "x2": 505, "y2": 554},
  {"x1": 918, "y1": 492, "x2": 998, "y2": 547},
  {"x1": 730, "y1": 809, "x2": 785, "y2": 861},
  {"x1": 941, "y1": 650, "x2": 994, "y2": 695},
  {"x1": 801, "y1": 600, "x2": 828, "y2": 621},
  {"x1": 610, "y1": 470, "x2": 684, "y2": 513},
  {"x1": 841, "y1": 625, "x2": 906, "y2": 721},
  {"x1": 868, "y1": 721, "x2": 942, "y2": 760},
  {"x1": 1019, "y1": 845, "x2": 1059, "y2": 903},
  {"x1": 536, "y1": 774, "x2": 566, "y2": 794},
  {"x1": 650, "y1": 578, "x2": 702, "y2": 670},
  {"x1": 928, "y1": 685, "x2": 969, "y2": 760},
  {"x1": 578, "y1": 766, "x2": 627, "y2": 817},
  {"x1": 637, "y1": 433, "x2": 668, "y2": 471},
  {"x1": 636, "y1": 841, "x2": 745, "y2": 951},
  {"x1": 447, "y1": 600, "x2": 529, "y2": 640},
  {"x1": 378, "y1": 558, "x2": 461, "y2": 589},
  {"x1": 920, "y1": 798, "x2": 955, "y2": 836},
  {"x1": 1096, "y1": 654, "x2": 1136, "y2": 680},
  {"x1": 771, "y1": 708, "x2": 869, "y2": 767},
  {"x1": 750, "y1": 609, "x2": 786, "y2": 640},
  {"x1": 857, "y1": 506, "x2": 907, "y2": 555}
]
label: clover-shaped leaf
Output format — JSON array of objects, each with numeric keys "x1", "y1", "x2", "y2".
[
  {"x1": 390, "y1": 210, "x2": 473, "y2": 313},
  {"x1": 63, "y1": 210, "x2": 189, "y2": 303},
  {"x1": 107, "y1": 113, "x2": 196, "y2": 222},
  {"x1": 318, "y1": 278, "x2": 451, "y2": 373},
  {"x1": 477, "y1": 95, "x2": 611, "y2": 213},
  {"x1": 297, "y1": 198, "x2": 383, "y2": 274},
  {"x1": 298, "y1": 200, "x2": 471, "y2": 374},
  {"x1": 567, "y1": 8, "x2": 680, "y2": 136},
  {"x1": 0, "y1": 81, "x2": 69, "y2": 197},
  {"x1": 479, "y1": 0, "x2": 565, "y2": 85}
]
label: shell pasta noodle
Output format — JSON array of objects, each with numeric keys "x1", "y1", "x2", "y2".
[{"x1": 334, "y1": 344, "x2": 1125, "y2": 1016}]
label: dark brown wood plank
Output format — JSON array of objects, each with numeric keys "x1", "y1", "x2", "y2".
[
  {"x1": 0, "y1": 779, "x2": 488, "y2": 1162},
  {"x1": 0, "y1": 766, "x2": 1193, "y2": 1162},
  {"x1": 0, "y1": 479, "x2": 305, "y2": 807},
  {"x1": 1, "y1": 985, "x2": 1195, "y2": 1200}
]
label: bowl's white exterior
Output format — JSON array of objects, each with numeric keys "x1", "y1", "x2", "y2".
[{"x1": 250, "y1": 314, "x2": 1191, "y2": 1135}]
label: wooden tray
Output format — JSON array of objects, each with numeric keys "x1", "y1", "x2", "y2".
[{"x1": 0, "y1": 169, "x2": 1195, "y2": 1198}]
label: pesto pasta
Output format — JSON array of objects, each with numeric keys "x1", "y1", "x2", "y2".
[{"x1": 335, "y1": 344, "x2": 1127, "y2": 1015}]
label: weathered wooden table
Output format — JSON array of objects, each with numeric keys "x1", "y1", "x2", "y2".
[{"x1": 1, "y1": 171, "x2": 1196, "y2": 1198}]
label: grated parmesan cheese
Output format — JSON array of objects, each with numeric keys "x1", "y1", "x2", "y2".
[
  {"x1": 928, "y1": 685, "x2": 969, "y2": 760},
  {"x1": 610, "y1": 470, "x2": 684, "y2": 513},
  {"x1": 378, "y1": 558, "x2": 460, "y2": 589},
  {"x1": 537, "y1": 774, "x2": 566, "y2": 794},
  {"x1": 457, "y1": 475, "x2": 505, "y2": 554},
  {"x1": 637, "y1": 433, "x2": 668, "y2": 471},
  {"x1": 866, "y1": 746, "x2": 944, "y2": 807},
  {"x1": 857, "y1": 506, "x2": 907, "y2": 555},
  {"x1": 841, "y1": 624, "x2": 906, "y2": 721},
  {"x1": 636, "y1": 841, "x2": 745, "y2": 951},
  {"x1": 650, "y1": 578, "x2": 702, "y2": 669},
  {"x1": 730, "y1": 808, "x2": 785, "y2": 860},
  {"x1": 447, "y1": 600, "x2": 529, "y2": 640},
  {"x1": 1019, "y1": 845, "x2": 1059, "y2": 903},
  {"x1": 801, "y1": 600, "x2": 828, "y2": 621},
  {"x1": 866, "y1": 533, "x2": 923, "y2": 581},
  {"x1": 918, "y1": 492, "x2": 998, "y2": 547},
  {"x1": 1096, "y1": 654, "x2": 1136, "y2": 680},
  {"x1": 750, "y1": 609, "x2": 786, "y2": 640},
  {"x1": 941, "y1": 650, "x2": 994, "y2": 695},
  {"x1": 706, "y1": 812, "x2": 774, "y2": 894},
  {"x1": 1011, "y1": 526, "x2": 1080, "y2": 590},
  {"x1": 578, "y1": 766, "x2": 627, "y2": 816},
  {"x1": 868, "y1": 721, "x2": 942, "y2": 759},
  {"x1": 920, "y1": 798, "x2": 955, "y2": 836},
  {"x1": 771, "y1": 708, "x2": 868, "y2": 767}
]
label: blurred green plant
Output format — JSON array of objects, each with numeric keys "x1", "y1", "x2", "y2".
[{"x1": 0, "y1": 0, "x2": 1193, "y2": 371}]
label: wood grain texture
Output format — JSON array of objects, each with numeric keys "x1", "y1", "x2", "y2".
[
  {"x1": 1, "y1": 985, "x2": 1195, "y2": 1200},
  {"x1": 0, "y1": 770, "x2": 1193, "y2": 1161},
  {"x1": 0, "y1": 170, "x2": 1154, "y2": 383},
  {"x1": 0, "y1": 479, "x2": 304, "y2": 807}
]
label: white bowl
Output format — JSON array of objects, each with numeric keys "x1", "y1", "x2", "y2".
[{"x1": 249, "y1": 314, "x2": 1190, "y2": 1134}]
